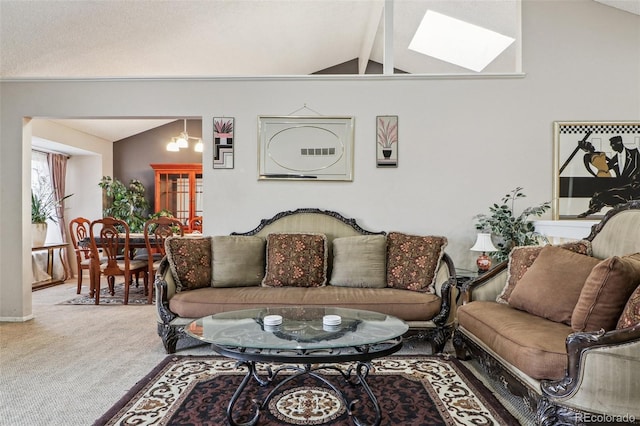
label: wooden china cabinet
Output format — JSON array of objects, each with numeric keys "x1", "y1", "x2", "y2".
[{"x1": 151, "y1": 163, "x2": 203, "y2": 229}]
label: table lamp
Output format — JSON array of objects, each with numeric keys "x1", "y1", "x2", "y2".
[{"x1": 470, "y1": 233, "x2": 498, "y2": 272}]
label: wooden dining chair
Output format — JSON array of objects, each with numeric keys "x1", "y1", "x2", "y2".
[
  {"x1": 69, "y1": 217, "x2": 92, "y2": 294},
  {"x1": 89, "y1": 217, "x2": 148, "y2": 305},
  {"x1": 188, "y1": 216, "x2": 203, "y2": 233},
  {"x1": 143, "y1": 217, "x2": 184, "y2": 303}
]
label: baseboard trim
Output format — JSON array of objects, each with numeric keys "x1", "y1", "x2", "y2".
[{"x1": 0, "y1": 314, "x2": 35, "y2": 322}]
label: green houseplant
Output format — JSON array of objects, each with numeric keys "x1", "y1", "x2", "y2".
[
  {"x1": 148, "y1": 209, "x2": 182, "y2": 233},
  {"x1": 31, "y1": 185, "x2": 72, "y2": 246},
  {"x1": 31, "y1": 191, "x2": 61, "y2": 224},
  {"x1": 99, "y1": 176, "x2": 149, "y2": 232},
  {"x1": 474, "y1": 187, "x2": 551, "y2": 263}
]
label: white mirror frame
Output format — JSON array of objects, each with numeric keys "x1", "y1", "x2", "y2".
[{"x1": 258, "y1": 116, "x2": 354, "y2": 181}]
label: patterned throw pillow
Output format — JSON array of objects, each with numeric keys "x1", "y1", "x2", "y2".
[
  {"x1": 497, "y1": 240, "x2": 592, "y2": 304},
  {"x1": 386, "y1": 232, "x2": 447, "y2": 293},
  {"x1": 262, "y1": 233, "x2": 328, "y2": 287},
  {"x1": 617, "y1": 282, "x2": 640, "y2": 329},
  {"x1": 165, "y1": 236, "x2": 213, "y2": 292}
]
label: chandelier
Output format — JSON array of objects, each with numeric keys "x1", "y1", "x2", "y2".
[{"x1": 167, "y1": 119, "x2": 203, "y2": 152}]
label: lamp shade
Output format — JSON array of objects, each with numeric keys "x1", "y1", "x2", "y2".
[
  {"x1": 470, "y1": 233, "x2": 498, "y2": 252},
  {"x1": 176, "y1": 133, "x2": 189, "y2": 148},
  {"x1": 168, "y1": 119, "x2": 203, "y2": 153}
]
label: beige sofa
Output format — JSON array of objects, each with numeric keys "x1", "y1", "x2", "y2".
[
  {"x1": 454, "y1": 201, "x2": 640, "y2": 425},
  {"x1": 155, "y1": 208, "x2": 458, "y2": 354}
]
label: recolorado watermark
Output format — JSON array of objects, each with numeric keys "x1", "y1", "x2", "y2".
[{"x1": 576, "y1": 413, "x2": 636, "y2": 424}]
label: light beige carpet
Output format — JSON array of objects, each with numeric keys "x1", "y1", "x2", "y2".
[{"x1": 0, "y1": 279, "x2": 534, "y2": 425}]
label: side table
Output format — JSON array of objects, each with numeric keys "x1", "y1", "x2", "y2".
[
  {"x1": 32, "y1": 243, "x2": 69, "y2": 290},
  {"x1": 454, "y1": 268, "x2": 479, "y2": 304}
]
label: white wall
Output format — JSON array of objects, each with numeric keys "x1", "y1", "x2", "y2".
[
  {"x1": 32, "y1": 119, "x2": 111, "y2": 222},
  {"x1": 1, "y1": 0, "x2": 638, "y2": 320},
  {"x1": 32, "y1": 120, "x2": 111, "y2": 276},
  {"x1": 65, "y1": 155, "x2": 105, "y2": 223}
]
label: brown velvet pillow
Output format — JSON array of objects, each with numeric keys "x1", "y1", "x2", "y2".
[
  {"x1": 165, "y1": 236, "x2": 213, "y2": 292},
  {"x1": 508, "y1": 246, "x2": 600, "y2": 325},
  {"x1": 617, "y1": 283, "x2": 640, "y2": 329},
  {"x1": 572, "y1": 253, "x2": 640, "y2": 332},
  {"x1": 386, "y1": 232, "x2": 447, "y2": 293},
  {"x1": 497, "y1": 240, "x2": 592, "y2": 304},
  {"x1": 262, "y1": 233, "x2": 327, "y2": 287}
]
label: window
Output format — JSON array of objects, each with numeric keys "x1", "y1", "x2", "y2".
[{"x1": 31, "y1": 151, "x2": 63, "y2": 244}]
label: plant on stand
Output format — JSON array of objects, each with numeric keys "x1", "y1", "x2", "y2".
[
  {"x1": 31, "y1": 184, "x2": 72, "y2": 246},
  {"x1": 99, "y1": 176, "x2": 149, "y2": 232},
  {"x1": 474, "y1": 187, "x2": 551, "y2": 263}
]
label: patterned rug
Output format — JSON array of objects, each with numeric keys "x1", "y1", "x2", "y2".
[
  {"x1": 95, "y1": 355, "x2": 520, "y2": 426},
  {"x1": 58, "y1": 282, "x2": 151, "y2": 305}
]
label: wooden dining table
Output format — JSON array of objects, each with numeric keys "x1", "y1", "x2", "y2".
[
  {"x1": 79, "y1": 232, "x2": 203, "y2": 302},
  {"x1": 80, "y1": 232, "x2": 202, "y2": 249}
]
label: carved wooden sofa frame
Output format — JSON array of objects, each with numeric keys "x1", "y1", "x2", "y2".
[{"x1": 155, "y1": 208, "x2": 458, "y2": 354}]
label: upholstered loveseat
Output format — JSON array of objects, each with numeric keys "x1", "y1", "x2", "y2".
[
  {"x1": 155, "y1": 208, "x2": 457, "y2": 354},
  {"x1": 454, "y1": 201, "x2": 640, "y2": 425}
]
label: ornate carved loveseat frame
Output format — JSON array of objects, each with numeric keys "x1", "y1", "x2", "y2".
[{"x1": 454, "y1": 201, "x2": 640, "y2": 425}]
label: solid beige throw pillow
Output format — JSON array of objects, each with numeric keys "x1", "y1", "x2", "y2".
[
  {"x1": 212, "y1": 236, "x2": 266, "y2": 287},
  {"x1": 508, "y1": 246, "x2": 600, "y2": 325},
  {"x1": 572, "y1": 253, "x2": 640, "y2": 332},
  {"x1": 330, "y1": 235, "x2": 387, "y2": 288}
]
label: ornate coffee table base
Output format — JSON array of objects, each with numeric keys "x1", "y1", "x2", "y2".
[
  {"x1": 229, "y1": 361, "x2": 380, "y2": 426},
  {"x1": 185, "y1": 307, "x2": 409, "y2": 426},
  {"x1": 216, "y1": 340, "x2": 403, "y2": 426}
]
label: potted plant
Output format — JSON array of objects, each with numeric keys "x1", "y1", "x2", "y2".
[
  {"x1": 31, "y1": 188, "x2": 72, "y2": 246},
  {"x1": 99, "y1": 176, "x2": 149, "y2": 232},
  {"x1": 474, "y1": 187, "x2": 551, "y2": 263},
  {"x1": 148, "y1": 209, "x2": 182, "y2": 233}
]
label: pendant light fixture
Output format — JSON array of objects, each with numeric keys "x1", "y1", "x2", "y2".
[{"x1": 167, "y1": 119, "x2": 203, "y2": 152}]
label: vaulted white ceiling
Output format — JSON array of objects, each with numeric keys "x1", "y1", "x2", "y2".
[
  {"x1": 2, "y1": 0, "x2": 636, "y2": 142},
  {"x1": 1, "y1": 0, "x2": 523, "y2": 78}
]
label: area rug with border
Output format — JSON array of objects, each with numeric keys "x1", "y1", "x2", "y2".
[
  {"x1": 94, "y1": 355, "x2": 520, "y2": 426},
  {"x1": 57, "y1": 283, "x2": 150, "y2": 305}
]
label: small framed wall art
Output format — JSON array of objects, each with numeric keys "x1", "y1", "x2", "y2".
[
  {"x1": 213, "y1": 117, "x2": 234, "y2": 169},
  {"x1": 376, "y1": 115, "x2": 398, "y2": 167},
  {"x1": 553, "y1": 121, "x2": 640, "y2": 219}
]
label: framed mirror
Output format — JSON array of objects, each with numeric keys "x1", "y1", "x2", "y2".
[{"x1": 258, "y1": 116, "x2": 354, "y2": 181}]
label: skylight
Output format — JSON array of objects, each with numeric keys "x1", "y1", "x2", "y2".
[{"x1": 408, "y1": 10, "x2": 515, "y2": 73}]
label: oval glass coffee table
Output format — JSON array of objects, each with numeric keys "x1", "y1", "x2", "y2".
[{"x1": 186, "y1": 306, "x2": 409, "y2": 426}]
